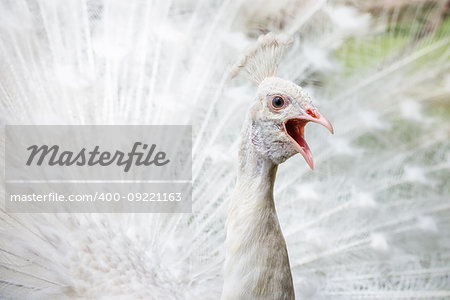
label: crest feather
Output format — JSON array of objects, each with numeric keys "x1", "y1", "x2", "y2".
[{"x1": 230, "y1": 33, "x2": 293, "y2": 84}]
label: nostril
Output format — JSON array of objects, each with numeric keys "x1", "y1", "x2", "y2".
[{"x1": 305, "y1": 107, "x2": 319, "y2": 119}]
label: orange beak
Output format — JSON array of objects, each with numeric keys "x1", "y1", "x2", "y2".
[{"x1": 283, "y1": 106, "x2": 333, "y2": 170}]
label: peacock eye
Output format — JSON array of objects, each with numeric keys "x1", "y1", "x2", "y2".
[
  {"x1": 267, "y1": 95, "x2": 288, "y2": 112},
  {"x1": 272, "y1": 96, "x2": 285, "y2": 108}
]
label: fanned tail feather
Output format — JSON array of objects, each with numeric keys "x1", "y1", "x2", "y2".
[{"x1": 0, "y1": 0, "x2": 449, "y2": 299}]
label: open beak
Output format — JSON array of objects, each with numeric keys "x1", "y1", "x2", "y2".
[{"x1": 283, "y1": 107, "x2": 333, "y2": 170}]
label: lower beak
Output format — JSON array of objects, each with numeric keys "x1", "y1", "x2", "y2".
[{"x1": 283, "y1": 110, "x2": 333, "y2": 170}]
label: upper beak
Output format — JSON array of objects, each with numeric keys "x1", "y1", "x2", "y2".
[
  {"x1": 311, "y1": 113, "x2": 334, "y2": 134},
  {"x1": 283, "y1": 106, "x2": 333, "y2": 170}
]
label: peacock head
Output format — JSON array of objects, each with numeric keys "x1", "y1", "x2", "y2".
[
  {"x1": 249, "y1": 77, "x2": 333, "y2": 169},
  {"x1": 231, "y1": 33, "x2": 333, "y2": 169}
]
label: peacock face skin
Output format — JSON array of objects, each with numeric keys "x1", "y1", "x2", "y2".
[{"x1": 251, "y1": 77, "x2": 333, "y2": 169}]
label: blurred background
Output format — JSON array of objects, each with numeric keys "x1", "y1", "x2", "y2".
[{"x1": 0, "y1": 0, "x2": 449, "y2": 298}]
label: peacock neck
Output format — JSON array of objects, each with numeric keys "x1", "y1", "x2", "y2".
[{"x1": 222, "y1": 119, "x2": 295, "y2": 300}]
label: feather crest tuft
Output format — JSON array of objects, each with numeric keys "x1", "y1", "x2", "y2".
[{"x1": 230, "y1": 32, "x2": 293, "y2": 84}]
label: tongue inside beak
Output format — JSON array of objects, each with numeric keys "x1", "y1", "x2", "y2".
[
  {"x1": 284, "y1": 119, "x2": 315, "y2": 169},
  {"x1": 284, "y1": 108, "x2": 333, "y2": 170}
]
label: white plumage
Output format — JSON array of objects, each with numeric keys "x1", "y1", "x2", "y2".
[{"x1": 0, "y1": 0, "x2": 449, "y2": 299}]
